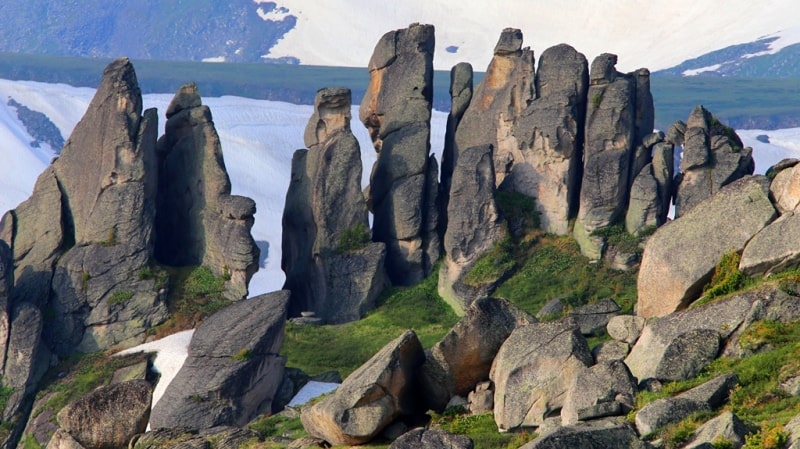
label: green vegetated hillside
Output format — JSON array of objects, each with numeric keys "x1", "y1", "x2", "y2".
[{"x1": 3, "y1": 52, "x2": 800, "y2": 128}]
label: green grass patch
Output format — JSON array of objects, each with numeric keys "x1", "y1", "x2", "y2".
[
  {"x1": 107, "y1": 290, "x2": 134, "y2": 306},
  {"x1": 248, "y1": 413, "x2": 308, "y2": 440},
  {"x1": 431, "y1": 411, "x2": 535, "y2": 449},
  {"x1": 20, "y1": 433, "x2": 43, "y2": 449},
  {"x1": 702, "y1": 251, "x2": 749, "y2": 300},
  {"x1": 462, "y1": 233, "x2": 516, "y2": 287},
  {"x1": 493, "y1": 234, "x2": 638, "y2": 316},
  {"x1": 281, "y1": 266, "x2": 458, "y2": 377},
  {"x1": 232, "y1": 348, "x2": 253, "y2": 362},
  {"x1": 591, "y1": 224, "x2": 645, "y2": 255},
  {"x1": 337, "y1": 223, "x2": 371, "y2": 254},
  {"x1": 0, "y1": 383, "x2": 13, "y2": 418}
]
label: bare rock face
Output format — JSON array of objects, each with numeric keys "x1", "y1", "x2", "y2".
[
  {"x1": 508, "y1": 44, "x2": 588, "y2": 235},
  {"x1": 490, "y1": 318, "x2": 593, "y2": 430},
  {"x1": 40, "y1": 58, "x2": 168, "y2": 355},
  {"x1": 440, "y1": 62, "x2": 474, "y2": 225},
  {"x1": 637, "y1": 176, "x2": 776, "y2": 318},
  {"x1": 55, "y1": 380, "x2": 152, "y2": 449},
  {"x1": 156, "y1": 83, "x2": 259, "y2": 300},
  {"x1": 740, "y1": 212, "x2": 800, "y2": 277},
  {"x1": 438, "y1": 145, "x2": 505, "y2": 313},
  {"x1": 561, "y1": 360, "x2": 637, "y2": 425},
  {"x1": 389, "y1": 428, "x2": 474, "y2": 449},
  {"x1": 282, "y1": 87, "x2": 388, "y2": 323},
  {"x1": 769, "y1": 161, "x2": 800, "y2": 213},
  {"x1": 301, "y1": 330, "x2": 425, "y2": 446},
  {"x1": 149, "y1": 291, "x2": 289, "y2": 430},
  {"x1": 418, "y1": 297, "x2": 535, "y2": 411},
  {"x1": 360, "y1": 23, "x2": 439, "y2": 285},
  {"x1": 454, "y1": 28, "x2": 535, "y2": 190},
  {"x1": 574, "y1": 54, "x2": 637, "y2": 259},
  {"x1": 674, "y1": 105, "x2": 755, "y2": 217}
]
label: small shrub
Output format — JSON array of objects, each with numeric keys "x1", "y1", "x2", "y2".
[
  {"x1": 743, "y1": 423, "x2": 788, "y2": 449},
  {"x1": 711, "y1": 436, "x2": 735, "y2": 449},
  {"x1": 591, "y1": 91, "x2": 603, "y2": 109},
  {"x1": 495, "y1": 190, "x2": 540, "y2": 237},
  {"x1": 99, "y1": 225, "x2": 118, "y2": 247},
  {"x1": 107, "y1": 290, "x2": 134, "y2": 306},
  {"x1": 0, "y1": 383, "x2": 14, "y2": 417},
  {"x1": 232, "y1": 348, "x2": 253, "y2": 362},
  {"x1": 248, "y1": 414, "x2": 307, "y2": 440},
  {"x1": 703, "y1": 251, "x2": 748, "y2": 299},
  {"x1": 337, "y1": 223, "x2": 371, "y2": 253},
  {"x1": 591, "y1": 224, "x2": 642, "y2": 255},
  {"x1": 81, "y1": 271, "x2": 90, "y2": 292},
  {"x1": 138, "y1": 267, "x2": 154, "y2": 280}
]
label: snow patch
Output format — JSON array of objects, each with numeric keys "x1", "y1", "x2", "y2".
[
  {"x1": 682, "y1": 64, "x2": 722, "y2": 77},
  {"x1": 288, "y1": 381, "x2": 339, "y2": 407},
  {"x1": 257, "y1": 5, "x2": 292, "y2": 22},
  {"x1": 202, "y1": 56, "x2": 226, "y2": 63}
]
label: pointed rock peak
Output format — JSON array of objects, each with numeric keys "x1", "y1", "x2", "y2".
[
  {"x1": 494, "y1": 28, "x2": 523, "y2": 55},
  {"x1": 590, "y1": 53, "x2": 619, "y2": 84},
  {"x1": 636, "y1": 67, "x2": 651, "y2": 77},
  {"x1": 304, "y1": 87, "x2": 352, "y2": 148},
  {"x1": 687, "y1": 104, "x2": 712, "y2": 129},
  {"x1": 166, "y1": 82, "x2": 202, "y2": 118},
  {"x1": 98, "y1": 57, "x2": 142, "y2": 116}
]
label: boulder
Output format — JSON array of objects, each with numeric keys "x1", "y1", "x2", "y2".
[
  {"x1": 637, "y1": 176, "x2": 776, "y2": 318},
  {"x1": 740, "y1": 212, "x2": 800, "y2": 277},
  {"x1": 301, "y1": 330, "x2": 425, "y2": 446},
  {"x1": 468, "y1": 381, "x2": 494, "y2": 415},
  {"x1": 635, "y1": 374, "x2": 738, "y2": 435},
  {"x1": 505, "y1": 44, "x2": 588, "y2": 235},
  {"x1": 454, "y1": 28, "x2": 535, "y2": 190},
  {"x1": 592, "y1": 341, "x2": 630, "y2": 363},
  {"x1": 490, "y1": 318, "x2": 593, "y2": 430},
  {"x1": 788, "y1": 412, "x2": 800, "y2": 449},
  {"x1": 360, "y1": 23, "x2": 439, "y2": 285},
  {"x1": 438, "y1": 145, "x2": 506, "y2": 313},
  {"x1": 575, "y1": 54, "x2": 637, "y2": 259},
  {"x1": 520, "y1": 420, "x2": 653, "y2": 449},
  {"x1": 683, "y1": 411, "x2": 748, "y2": 449},
  {"x1": 56, "y1": 380, "x2": 152, "y2": 449},
  {"x1": 561, "y1": 360, "x2": 637, "y2": 425},
  {"x1": 150, "y1": 290, "x2": 289, "y2": 429},
  {"x1": 607, "y1": 315, "x2": 645, "y2": 345},
  {"x1": 674, "y1": 106, "x2": 754, "y2": 217},
  {"x1": 46, "y1": 430, "x2": 86, "y2": 449},
  {"x1": 283, "y1": 87, "x2": 388, "y2": 322},
  {"x1": 567, "y1": 298, "x2": 620, "y2": 336},
  {"x1": 770, "y1": 162, "x2": 800, "y2": 213},
  {"x1": 626, "y1": 294, "x2": 751, "y2": 382},
  {"x1": 418, "y1": 297, "x2": 535, "y2": 411},
  {"x1": 129, "y1": 427, "x2": 258, "y2": 449},
  {"x1": 389, "y1": 428, "x2": 474, "y2": 449},
  {"x1": 156, "y1": 82, "x2": 259, "y2": 300},
  {"x1": 440, "y1": 62, "x2": 474, "y2": 224}
]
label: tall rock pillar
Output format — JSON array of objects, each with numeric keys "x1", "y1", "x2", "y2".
[{"x1": 360, "y1": 23, "x2": 439, "y2": 285}]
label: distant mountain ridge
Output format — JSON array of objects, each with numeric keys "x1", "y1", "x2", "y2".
[{"x1": 0, "y1": 0, "x2": 297, "y2": 63}]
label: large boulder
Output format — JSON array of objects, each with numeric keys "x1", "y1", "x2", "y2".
[
  {"x1": 418, "y1": 297, "x2": 535, "y2": 411},
  {"x1": 740, "y1": 212, "x2": 800, "y2": 277},
  {"x1": 360, "y1": 23, "x2": 439, "y2": 285},
  {"x1": 674, "y1": 106, "x2": 754, "y2": 217},
  {"x1": 567, "y1": 298, "x2": 620, "y2": 336},
  {"x1": 55, "y1": 380, "x2": 152, "y2": 449},
  {"x1": 156, "y1": 83, "x2": 259, "y2": 300},
  {"x1": 521, "y1": 420, "x2": 652, "y2": 449},
  {"x1": 770, "y1": 162, "x2": 800, "y2": 213},
  {"x1": 561, "y1": 360, "x2": 637, "y2": 425},
  {"x1": 635, "y1": 374, "x2": 738, "y2": 436},
  {"x1": 637, "y1": 176, "x2": 776, "y2": 318},
  {"x1": 301, "y1": 330, "x2": 425, "y2": 446},
  {"x1": 438, "y1": 145, "x2": 506, "y2": 313},
  {"x1": 574, "y1": 54, "x2": 637, "y2": 259},
  {"x1": 505, "y1": 44, "x2": 588, "y2": 235},
  {"x1": 490, "y1": 318, "x2": 593, "y2": 430},
  {"x1": 282, "y1": 87, "x2": 388, "y2": 322},
  {"x1": 454, "y1": 28, "x2": 535, "y2": 188},
  {"x1": 150, "y1": 290, "x2": 289, "y2": 429},
  {"x1": 389, "y1": 428, "x2": 473, "y2": 449}
]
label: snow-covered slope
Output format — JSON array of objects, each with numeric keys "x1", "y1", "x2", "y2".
[
  {"x1": 0, "y1": 78, "x2": 446, "y2": 295},
  {"x1": 266, "y1": 0, "x2": 800, "y2": 73}
]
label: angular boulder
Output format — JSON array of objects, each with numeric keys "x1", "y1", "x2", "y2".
[
  {"x1": 282, "y1": 87, "x2": 388, "y2": 322},
  {"x1": 567, "y1": 298, "x2": 620, "y2": 336},
  {"x1": 150, "y1": 290, "x2": 289, "y2": 429},
  {"x1": 506, "y1": 44, "x2": 588, "y2": 235},
  {"x1": 607, "y1": 315, "x2": 645, "y2": 345},
  {"x1": 56, "y1": 380, "x2": 152, "y2": 449},
  {"x1": 561, "y1": 360, "x2": 637, "y2": 425},
  {"x1": 156, "y1": 82, "x2": 259, "y2": 300},
  {"x1": 521, "y1": 420, "x2": 652, "y2": 449},
  {"x1": 438, "y1": 145, "x2": 506, "y2": 313},
  {"x1": 301, "y1": 330, "x2": 425, "y2": 446},
  {"x1": 674, "y1": 106, "x2": 755, "y2": 217},
  {"x1": 683, "y1": 411, "x2": 748, "y2": 449},
  {"x1": 360, "y1": 23, "x2": 439, "y2": 285},
  {"x1": 389, "y1": 428, "x2": 473, "y2": 449},
  {"x1": 418, "y1": 297, "x2": 535, "y2": 411},
  {"x1": 637, "y1": 176, "x2": 776, "y2": 318},
  {"x1": 740, "y1": 212, "x2": 800, "y2": 277},
  {"x1": 490, "y1": 318, "x2": 593, "y2": 430},
  {"x1": 770, "y1": 162, "x2": 800, "y2": 213}
]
